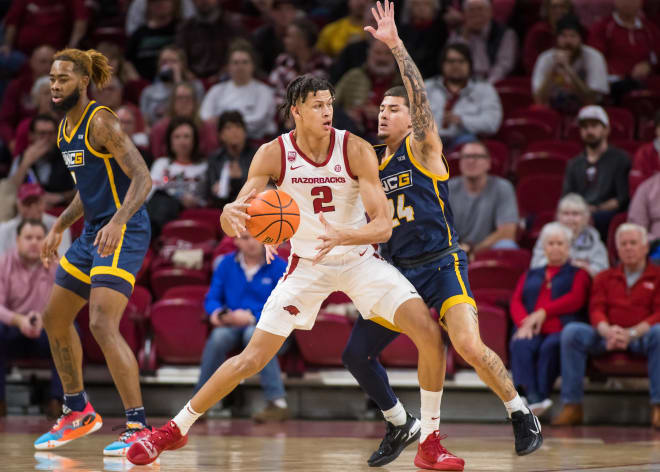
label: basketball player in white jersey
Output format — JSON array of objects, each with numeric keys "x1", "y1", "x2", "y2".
[{"x1": 127, "y1": 75, "x2": 452, "y2": 469}]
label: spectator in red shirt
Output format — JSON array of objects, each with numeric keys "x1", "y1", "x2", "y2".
[
  {"x1": 0, "y1": 45, "x2": 54, "y2": 148},
  {"x1": 632, "y1": 111, "x2": 660, "y2": 182},
  {"x1": 553, "y1": 223, "x2": 660, "y2": 427},
  {"x1": 2, "y1": 0, "x2": 88, "y2": 55},
  {"x1": 523, "y1": 0, "x2": 574, "y2": 75},
  {"x1": 588, "y1": 0, "x2": 660, "y2": 101},
  {"x1": 510, "y1": 222, "x2": 590, "y2": 418}
]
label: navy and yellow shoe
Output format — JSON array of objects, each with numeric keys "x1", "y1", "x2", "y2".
[
  {"x1": 34, "y1": 403, "x2": 103, "y2": 449},
  {"x1": 104, "y1": 423, "x2": 153, "y2": 456}
]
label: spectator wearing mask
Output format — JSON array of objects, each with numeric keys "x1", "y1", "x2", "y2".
[
  {"x1": 448, "y1": 0, "x2": 518, "y2": 83},
  {"x1": 205, "y1": 111, "x2": 255, "y2": 208},
  {"x1": 269, "y1": 18, "x2": 332, "y2": 113},
  {"x1": 628, "y1": 174, "x2": 660, "y2": 262},
  {"x1": 531, "y1": 193, "x2": 608, "y2": 277},
  {"x1": 0, "y1": 183, "x2": 71, "y2": 256},
  {"x1": 335, "y1": 39, "x2": 401, "y2": 141},
  {"x1": 176, "y1": 0, "x2": 247, "y2": 79},
  {"x1": 425, "y1": 43, "x2": 502, "y2": 150},
  {"x1": 198, "y1": 231, "x2": 289, "y2": 422},
  {"x1": 552, "y1": 224, "x2": 660, "y2": 428},
  {"x1": 148, "y1": 82, "x2": 217, "y2": 159},
  {"x1": 523, "y1": 0, "x2": 574, "y2": 74},
  {"x1": 200, "y1": 40, "x2": 277, "y2": 140},
  {"x1": 448, "y1": 141, "x2": 519, "y2": 257},
  {"x1": 252, "y1": 0, "x2": 300, "y2": 74},
  {"x1": 147, "y1": 117, "x2": 208, "y2": 237},
  {"x1": 140, "y1": 46, "x2": 205, "y2": 126},
  {"x1": 125, "y1": 0, "x2": 179, "y2": 81},
  {"x1": 631, "y1": 111, "x2": 660, "y2": 183},
  {"x1": 8, "y1": 115, "x2": 76, "y2": 208},
  {"x1": 316, "y1": 0, "x2": 369, "y2": 58},
  {"x1": 0, "y1": 45, "x2": 55, "y2": 148},
  {"x1": 0, "y1": 219, "x2": 63, "y2": 419},
  {"x1": 532, "y1": 14, "x2": 608, "y2": 115},
  {"x1": 562, "y1": 106, "x2": 630, "y2": 240},
  {"x1": 588, "y1": 0, "x2": 660, "y2": 101},
  {"x1": 510, "y1": 222, "x2": 590, "y2": 418}
]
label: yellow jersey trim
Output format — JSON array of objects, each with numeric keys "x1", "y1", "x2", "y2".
[
  {"x1": 369, "y1": 316, "x2": 402, "y2": 333},
  {"x1": 84, "y1": 106, "x2": 116, "y2": 158},
  {"x1": 433, "y1": 179, "x2": 453, "y2": 246},
  {"x1": 102, "y1": 158, "x2": 122, "y2": 209},
  {"x1": 378, "y1": 151, "x2": 396, "y2": 171},
  {"x1": 57, "y1": 120, "x2": 63, "y2": 147},
  {"x1": 90, "y1": 266, "x2": 136, "y2": 287},
  {"x1": 62, "y1": 100, "x2": 95, "y2": 143},
  {"x1": 60, "y1": 255, "x2": 91, "y2": 284},
  {"x1": 112, "y1": 224, "x2": 127, "y2": 268},
  {"x1": 405, "y1": 136, "x2": 449, "y2": 182}
]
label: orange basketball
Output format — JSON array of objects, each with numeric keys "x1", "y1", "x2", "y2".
[{"x1": 246, "y1": 189, "x2": 300, "y2": 245}]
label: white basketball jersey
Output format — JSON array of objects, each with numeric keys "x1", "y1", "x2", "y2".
[{"x1": 277, "y1": 128, "x2": 368, "y2": 259}]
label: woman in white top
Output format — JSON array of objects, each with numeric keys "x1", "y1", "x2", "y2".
[{"x1": 531, "y1": 193, "x2": 609, "y2": 276}]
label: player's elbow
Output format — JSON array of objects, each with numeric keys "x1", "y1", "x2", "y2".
[{"x1": 376, "y1": 218, "x2": 392, "y2": 243}]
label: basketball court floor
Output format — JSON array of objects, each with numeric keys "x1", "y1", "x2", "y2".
[{"x1": 2, "y1": 416, "x2": 660, "y2": 471}]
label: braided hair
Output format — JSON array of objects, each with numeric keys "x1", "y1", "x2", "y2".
[
  {"x1": 53, "y1": 48, "x2": 113, "y2": 89},
  {"x1": 281, "y1": 74, "x2": 335, "y2": 121}
]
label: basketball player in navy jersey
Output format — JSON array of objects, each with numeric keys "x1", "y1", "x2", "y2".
[
  {"x1": 342, "y1": 2, "x2": 543, "y2": 469},
  {"x1": 33, "y1": 49, "x2": 153, "y2": 456}
]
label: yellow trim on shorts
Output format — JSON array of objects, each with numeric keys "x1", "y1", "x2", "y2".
[
  {"x1": 60, "y1": 255, "x2": 91, "y2": 284},
  {"x1": 369, "y1": 316, "x2": 402, "y2": 333},
  {"x1": 111, "y1": 224, "x2": 127, "y2": 268},
  {"x1": 84, "y1": 105, "x2": 116, "y2": 158},
  {"x1": 433, "y1": 179, "x2": 453, "y2": 246},
  {"x1": 90, "y1": 266, "x2": 135, "y2": 287},
  {"x1": 439, "y1": 295, "x2": 476, "y2": 319},
  {"x1": 61, "y1": 100, "x2": 94, "y2": 143}
]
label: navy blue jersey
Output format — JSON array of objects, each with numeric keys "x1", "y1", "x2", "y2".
[
  {"x1": 57, "y1": 101, "x2": 141, "y2": 225},
  {"x1": 378, "y1": 134, "x2": 459, "y2": 260}
]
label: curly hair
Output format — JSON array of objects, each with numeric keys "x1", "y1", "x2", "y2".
[
  {"x1": 282, "y1": 74, "x2": 335, "y2": 121},
  {"x1": 53, "y1": 48, "x2": 113, "y2": 89}
]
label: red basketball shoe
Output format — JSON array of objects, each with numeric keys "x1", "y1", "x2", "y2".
[
  {"x1": 126, "y1": 420, "x2": 188, "y2": 465},
  {"x1": 414, "y1": 431, "x2": 465, "y2": 471}
]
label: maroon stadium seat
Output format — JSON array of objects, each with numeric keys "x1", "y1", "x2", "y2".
[
  {"x1": 178, "y1": 208, "x2": 222, "y2": 238},
  {"x1": 161, "y1": 219, "x2": 217, "y2": 244},
  {"x1": 293, "y1": 312, "x2": 353, "y2": 366},
  {"x1": 380, "y1": 332, "x2": 417, "y2": 367},
  {"x1": 516, "y1": 174, "x2": 563, "y2": 220},
  {"x1": 622, "y1": 90, "x2": 660, "y2": 122},
  {"x1": 474, "y1": 248, "x2": 532, "y2": 269},
  {"x1": 515, "y1": 153, "x2": 567, "y2": 180},
  {"x1": 162, "y1": 284, "x2": 210, "y2": 301},
  {"x1": 150, "y1": 267, "x2": 209, "y2": 298},
  {"x1": 149, "y1": 298, "x2": 208, "y2": 364},
  {"x1": 499, "y1": 118, "x2": 556, "y2": 158},
  {"x1": 212, "y1": 236, "x2": 238, "y2": 261},
  {"x1": 606, "y1": 212, "x2": 628, "y2": 267},
  {"x1": 468, "y1": 260, "x2": 525, "y2": 292},
  {"x1": 639, "y1": 119, "x2": 657, "y2": 141},
  {"x1": 472, "y1": 287, "x2": 515, "y2": 311},
  {"x1": 509, "y1": 106, "x2": 562, "y2": 135},
  {"x1": 495, "y1": 86, "x2": 534, "y2": 118},
  {"x1": 525, "y1": 140, "x2": 582, "y2": 159},
  {"x1": 482, "y1": 139, "x2": 511, "y2": 176},
  {"x1": 590, "y1": 352, "x2": 647, "y2": 377},
  {"x1": 610, "y1": 139, "x2": 641, "y2": 158},
  {"x1": 453, "y1": 303, "x2": 510, "y2": 367}
]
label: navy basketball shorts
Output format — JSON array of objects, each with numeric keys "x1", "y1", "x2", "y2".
[{"x1": 55, "y1": 209, "x2": 150, "y2": 299}]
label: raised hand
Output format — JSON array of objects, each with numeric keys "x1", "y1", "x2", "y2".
[{"x1": 364, "y1": 0, "x2": 400, "y2": 49}]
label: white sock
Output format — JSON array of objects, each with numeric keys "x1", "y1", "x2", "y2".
[
  {"x1": 273, "y1": 397, "x2": 288, "y2": 409},
  {"x1": 172, "y1": 401, "x2": 202, "y2": 435},
  {"x1": 504, "y1": 394, "x2": 530, "y2": 417},
  {"x1": 382, "y1": 399, "x2": 407, "y2": 426},
  {"x1": 420, "y1": 388, "x2": 442, "y2": 442}
]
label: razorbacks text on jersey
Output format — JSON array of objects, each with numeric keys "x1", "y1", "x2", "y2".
[
  {"x1": 377, "y1": 134, "x2": 459, "y2": 262},
  {"x1": 57, "y1": 100, "x2": 144, "y2": 225},
  {"x1": 276, "y1": 128, "x2": 369, "y2": 259}
]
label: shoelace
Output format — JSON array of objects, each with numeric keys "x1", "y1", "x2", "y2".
[
  {"x1": 51, "y1": 405, "x2": 74, "y2": 430},
  {"x1": 112, "y1": 424, "x2": 149, "y2": 442},
  {"x1": 423, "y1": 431, "x2": 451, "y2": 457}
]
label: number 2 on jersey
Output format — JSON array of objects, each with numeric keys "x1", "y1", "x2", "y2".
[
  {"x1": 311, "y1": 186, "x2": 335, "y2": 213},
  {"x1": 389, "y1": 194, "x2": 414, "y2": 227}
]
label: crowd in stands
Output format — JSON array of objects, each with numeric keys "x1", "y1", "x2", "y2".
[{"x1": 0, "y1": 0, "x2": 659, "y2": 427}]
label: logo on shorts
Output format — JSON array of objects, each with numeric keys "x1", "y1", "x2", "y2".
[
  {"x1": 283, "y1": 305, "x2": 300, "y2": 316},
  {"x1": 287, "y1": 151, "x2": 297, "y2": 162}
]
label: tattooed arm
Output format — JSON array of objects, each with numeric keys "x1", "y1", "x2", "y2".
[
  {"x1": 88, "y1": 109, "x2": 152, "y2": 257},
  {"x1": 365, "y1": 0, "x2": 446, "y2": 176}
]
